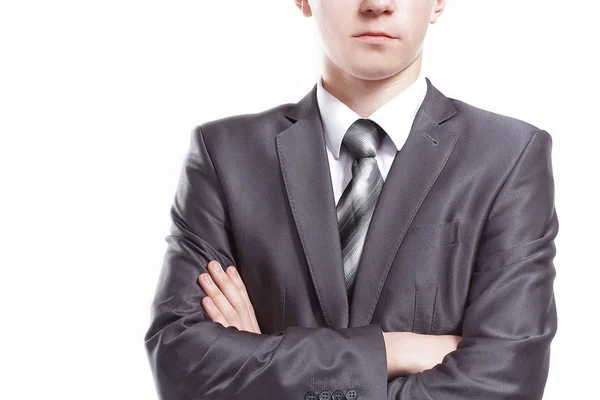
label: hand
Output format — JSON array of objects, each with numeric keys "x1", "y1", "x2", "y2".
[
  {"x1": 198, "y1": 260, "x2": 262, "y2": 334},
  {"x1": 383, "y1": 331, "x2": 462, "y2": 378}
]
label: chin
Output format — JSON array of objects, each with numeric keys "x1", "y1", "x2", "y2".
[{"x1": 348, "y1": 62, "x2": 405, "y2": 81}]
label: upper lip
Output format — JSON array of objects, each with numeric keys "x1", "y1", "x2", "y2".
[{"x1": 354, "y1": 31, "x2": 396, "y2": 38}]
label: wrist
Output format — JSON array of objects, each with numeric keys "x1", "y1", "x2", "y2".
[
  {"x1": 393, "y1": 331, "x2": 418, "y2": 375},
  {"x1": 384, "y1": 331, "x2": 418, "y2": 377}
]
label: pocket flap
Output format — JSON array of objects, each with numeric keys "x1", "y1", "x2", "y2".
[{"x1": 399, "y1": 220, "x2": 459, "y2": 252}]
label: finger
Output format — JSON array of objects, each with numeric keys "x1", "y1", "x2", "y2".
[
  {"x1": 207, "y1": 261, "x2": 254, "y2": 330},
  {"x1": 201, "y1": 296, "x2": 229, "y2": 327},
  {"x1": 226, "y1": 266, "x2": 261, "y2": 334},
  {"x1": 198, "y1": 271, "x2": 241, "y2": 327},
  {"x1": 225, "y1": 266, "x2": 252, "y2": 307}
]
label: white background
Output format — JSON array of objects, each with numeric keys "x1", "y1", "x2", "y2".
[{"x1": 1, "y1": 1, "x2": 598, "y2": 398}]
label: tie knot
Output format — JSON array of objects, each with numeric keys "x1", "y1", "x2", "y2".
[{"x1": 342, "y1": 118, "x2": 387, "y2": 159}]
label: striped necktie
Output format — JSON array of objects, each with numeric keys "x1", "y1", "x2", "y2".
[{"x1": 335, "y1": 118, "x2": 387, "y2": 301}]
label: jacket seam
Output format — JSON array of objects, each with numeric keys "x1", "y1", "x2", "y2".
[{"x1": 196, "y1": 124, "x2": 237, "y2": 268}]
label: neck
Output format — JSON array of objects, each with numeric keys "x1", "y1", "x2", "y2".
[{"x1": 320, "y1": 51, "x2": 423, "y2": 118}]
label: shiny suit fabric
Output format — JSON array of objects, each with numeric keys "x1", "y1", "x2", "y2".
[{"x1": 144, "y1": 77, "x2": 558, "y2": 399}]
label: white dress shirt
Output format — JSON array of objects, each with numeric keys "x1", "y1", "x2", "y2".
[{"x1": 316, "y1": 71, "x2": 428, "y2": 206}]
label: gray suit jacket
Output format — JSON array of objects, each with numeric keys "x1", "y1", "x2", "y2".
[{"x1": 144, "y1": 77, "x2": 558, "y2": 399}]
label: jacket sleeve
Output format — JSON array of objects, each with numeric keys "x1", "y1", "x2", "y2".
[
  {"x1": 387, "y1": 128, "x2": 559, "y2": 399},
  {"x1": 143, "y1": 125, "x2": 389, "y2": 400}
]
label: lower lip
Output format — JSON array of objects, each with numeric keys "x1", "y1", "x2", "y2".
[{"x1": 354, "y1": 35, "x2": 395, "y2": 44}]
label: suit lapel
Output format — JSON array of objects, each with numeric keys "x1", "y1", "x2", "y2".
[
  {"x1": 277, "y1": 85, "x2": 349, "y2": 329},
  {"x1": 277, "y1": 77, "x2": 460, "y2": 329},
  {"x1": 348, "y1": 78, "x2": 460, "y2": 327}
]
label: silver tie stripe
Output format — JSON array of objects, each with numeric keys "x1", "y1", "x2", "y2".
[{"x1": 335, "y1": 118, "x2": 387, "y2": 300}]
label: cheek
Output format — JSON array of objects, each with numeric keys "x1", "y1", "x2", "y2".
[
  {"x1": 315, "y1": 11, "x2": 351, "y2": 55},
  {"x1": 399, "y1": 0, "x2": 433, "y2": 39},
  {"x1": 320, "y1": 6, "x2": 349, "y2": 38},
  {"x1": 403, "y1": 15, "x2": 431, "y2": 43}
]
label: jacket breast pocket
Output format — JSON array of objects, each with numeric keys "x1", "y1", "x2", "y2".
[{"x1": 398, "y1": 220, "x2": 460, "y2": 253}]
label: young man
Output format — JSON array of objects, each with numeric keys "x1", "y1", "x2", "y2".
[{"x1": 144, "y1": 0, "x2": 558, "y2": 399}]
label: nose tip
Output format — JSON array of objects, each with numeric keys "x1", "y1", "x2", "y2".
[{"x1": 360, "y1": 0, "x2": 396, "y2": 15}]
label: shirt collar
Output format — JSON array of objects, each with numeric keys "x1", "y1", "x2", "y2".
[{"x1": 316, "y1": 71, "x2": 427, "y2": 159}]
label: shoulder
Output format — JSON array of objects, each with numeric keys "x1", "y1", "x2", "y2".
[
  {"x1": 446, "y1": 96, "x2": 551, "y2": 152},
  {"x1": 195, "y1": 101, "x2": 295, "y2": 146},
  {"x1": 442, "y1": 96, "x2": 553, "y2": 185}
]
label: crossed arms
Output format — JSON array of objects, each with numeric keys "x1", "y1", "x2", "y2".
[
  {"x1": 197, "y1": 259, "x2": 462, "y2": 379},
  {"x1": 144, "y1": 125, "x2": 558, "y2": 399}
]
